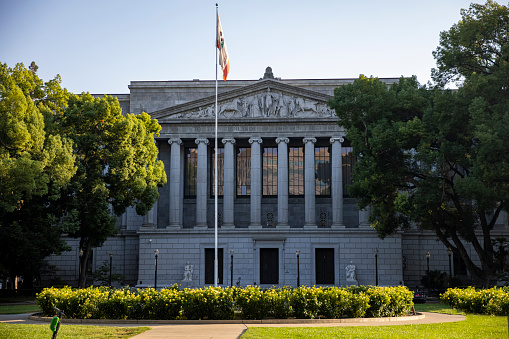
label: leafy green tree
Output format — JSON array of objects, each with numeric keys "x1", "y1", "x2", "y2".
[
  {"x1": 56, "y1": 93, "x2": 167, "y2": 287},
  {"x1": 329, "y1": 0, "x2": 508, "y2": 289},
  {"x1": 0, "y1": 62, "x2": 76, "y2": 287}
]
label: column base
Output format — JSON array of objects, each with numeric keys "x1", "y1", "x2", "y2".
[
  {"x1": 303, "y1": 224, "x2": 318, "y2": 229},
  {"x1": 194, "y1": 224, "x2": 208, "y2": 230},
  {"x1": 221, "y1": 224, "x2": 235, "y2": 229},
  {"x1": 276, "y1": 223, "x2": 290, "y2": 229},
  {"x1": 358, "y1": 224, "x2": 372, "y2": 229},
  {"x1": 166, "y1": 224, "x2": 181, "y2": 230},
  {"x1": 141, "y1": 223, "x2": 155, "y2": 229},
  {"x1": 331, "y1": 223, "x2": 346, "y2": 229},
  {"x1": 249, "y1": 224, "x2": 263, "y2": 229}
]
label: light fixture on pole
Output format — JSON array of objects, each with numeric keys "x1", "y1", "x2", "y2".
[
  {"x1": 154, "y1": 249, "x2": 159, "y2": 290},
  {"x1": 109, "y1": 253, "x2": 113, "y2": 287},
  {"x1": 230, "y1": 250, "x2": 234, "y2": 287},
  {"x1": 447, "y1": 248, "x2": 452, "y2": 286},
  {"x1": 296, "y1": 251, "x2": 300, "y2": 287},
  {"x1": 374, "y1": 248, "x2": 379, "y2": 286},
  {"x1": 79, "y1": 249, "x2": 84, "y2": 288}
]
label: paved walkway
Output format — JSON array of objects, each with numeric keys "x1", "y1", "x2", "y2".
[{"x1": 0, "y1": 312, "x2": 465, "y2": 339}]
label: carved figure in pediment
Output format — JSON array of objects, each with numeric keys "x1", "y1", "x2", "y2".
[
  {"x1": 295, "y1": 98, "x2": 318, "y2": 116},
  {"x1": 219, "y1": 97, "x2": 243, "y2": 117},
  {"x1": 247, "y1": 95, "x2": 262, "y2": 118},
  {"x1": 275, "y1": 94, "x2": 288, "y2": 117}
]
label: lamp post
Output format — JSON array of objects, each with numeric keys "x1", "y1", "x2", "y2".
[
  {"x1": 426, "y1": 251, "x2": 430, "y2": 290},
  {"x1": 154, "y1": 249, "x2": 159, "y2": 290},
  {"x1": 109, "y1": 253, "x2": 113, "y2": 287},
  {"x1": 79, "y1": 249, "x2": 83, "y2": 288},
  {"x1": 374, "y1": 249, "x2": 379, "y2": 286},
  {"x1": 296, "y1": 251, "x2": 300, "y2": 287},
  {"x1": 447, "y1": 248, "x2": 452, "y2": 286},
  {"x1": 230, "y1": 250, "x2": 234, "y2": 287}
]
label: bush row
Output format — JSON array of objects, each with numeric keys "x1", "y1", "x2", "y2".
[
  {"x1": 441, "y1": 286, "x2": 509, "y2": 316},
  {"x1": 37, "y1": 285, "x2": 414, "y2": 320}
]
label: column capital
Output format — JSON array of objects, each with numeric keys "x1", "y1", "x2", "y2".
[
  {"x1": 168, "y1": 138, "x2": 182, "y2": 145},
  {"x1": 248, "y1": 137, "x2": 263, "y2": 144},
  {"x1": 303, "y1": 137, "x2": 317, "y2": 144},
  {"x1": 222, "y1": 138, "x2": 236, "y2": 145},
  {"x1": 276, "y1": 137, "x2": 290, "y2": 144},
  {"x1": 195, "y1": 138, "x2": 210, "y2": 145},
  {"x1": 329, "y1": 136, "x2": 345, "y2": 144}
]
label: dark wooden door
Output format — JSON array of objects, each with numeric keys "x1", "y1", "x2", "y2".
[
  {"x1": 315, "y1": 248, "x2": 334, "y2": 284},
  {"x1": 205, "y1": 248, "x2": 223, "y2": 284},
  {"x1": 260, "y1": 248, "x2": 279, "y2": 284}
]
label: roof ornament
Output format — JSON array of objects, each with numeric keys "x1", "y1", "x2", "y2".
[{"x1": 262, "y1": 67, "x2": 274, "y2": 79}]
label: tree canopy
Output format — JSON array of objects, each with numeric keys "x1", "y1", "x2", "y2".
[
  {"x1": 55, "y1": 93, "x2": 167, "y2": 287},
  {"x1": 329, "y1": 1, "x2": 509, "y2": 287},
  {"x1": 0, "y1": 62, "x2": 76, "y2": 286}
]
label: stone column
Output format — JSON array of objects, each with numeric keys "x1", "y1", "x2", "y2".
[
  {"x1": 222, "y1": 138, "x2": 236, "y2": 229},
  {"x1": 168, "y1": 138, "x2": 182, "y2": 229},
  {"x1": 195, "y1": 138, "x2": 209, "y2": 229},
  {"x1": 330, "y1": 137, "x2": 345, "y2": 228},
  {"x1": 359, "y1": 206, "x2": 371, "y2": 228},
  {"x1": 142, "y1": 204, "x2": 156, "y2": 229},
  {"x1": 276, "y1": 137, "x2": 290, "y2": 228},
  {"x1": 249, "y1": 137, "x2": 263, "y2": 229},
  {"x1": 303, "y1": 137, "x2": 317, "y2": 228}
]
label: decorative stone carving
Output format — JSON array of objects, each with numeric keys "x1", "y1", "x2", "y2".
[
  {"x1": 182, "y1": 262, "x2": 193, "y2": 282},
  {"x1": 181, "y1": 90, "x2": 335, "y2": 119}
]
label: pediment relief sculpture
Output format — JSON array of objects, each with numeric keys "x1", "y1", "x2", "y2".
[{"x1": 174, "y1": 90, "x2": 335, "y2": 119}]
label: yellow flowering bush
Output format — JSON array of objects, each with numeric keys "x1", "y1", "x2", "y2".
[
  {"x1": 36, "y1": 285, "x2": 414, "y2": 320},
  {"x1": 441, "y1": 286, "x2": 509, "y2": 315}
]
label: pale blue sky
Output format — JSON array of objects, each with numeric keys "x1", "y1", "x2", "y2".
[{"x1": 1, "y1": 0, "x2": 485, "y2": 94}]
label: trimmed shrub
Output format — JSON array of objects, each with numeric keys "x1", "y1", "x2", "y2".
[{"x1": 441, "y1": 286, "x2": 509, "y2": 316}]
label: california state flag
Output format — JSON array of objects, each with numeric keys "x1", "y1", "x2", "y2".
[{"x1": 216, "y1": 14, "x2": 230, "y2": 81}]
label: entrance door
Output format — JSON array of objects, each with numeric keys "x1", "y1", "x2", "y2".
[
  {"x1": 205, "y1": 248, "x2": 223, "y2": 284},
  {"x1": 260, "y1": 248, "x2": 279, "y2": 284},
  {"x1": 315, "y1": 248, "x2": 334, "y2": 284}
]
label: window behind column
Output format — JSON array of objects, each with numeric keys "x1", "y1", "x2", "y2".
[
  {"x1": 263, "y1": 147, "x2": 277, "y2": 196},
  {"x1": 184, "y1": 147, "x2": 198, "y2": 197},
  {"x1": 289, "y1": 147, "x2": 304, "y2": 195},
  {"x1": 211, "y1": 147, "x2": 224, "y2": 196},
  {"x1": 342, "y1": 146, "x2": 355, "y2": 197},
  {"x1": 237, "y1": 147, "x2": 251, "y2": 196},
  {"x1": 315, "y1": 146, "x2": 331, "y2": 196}
]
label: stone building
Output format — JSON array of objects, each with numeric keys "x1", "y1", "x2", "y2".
[{"x1": 46, "y1": 68, "x2": 508, "y2": 288}]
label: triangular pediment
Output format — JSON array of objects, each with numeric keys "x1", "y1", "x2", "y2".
[{"x1": 150, "y1": 79, "x2": 335, "y2": 121}]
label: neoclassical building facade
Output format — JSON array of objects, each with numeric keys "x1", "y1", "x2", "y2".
[{"x1": 46, "y1": 68, "x2": 508, "y2": 288}]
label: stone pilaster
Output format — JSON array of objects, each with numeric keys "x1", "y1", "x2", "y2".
[
  {"x1": 276, "y1": 137, "x2": 290, "y2": 228},
  {"x1": 303, "y1": 137, "x2": 317, "y2": 228},
  {"x1": 222, "y1": 138, "x2": 236, "y2": 228},
  {"x1": 249, "y1": 137, "x2": 263, "y2": 229},
  {"x1": 330, "y1": 137, "x2": 345, "y2": 229},
  {"x1": 168, "y1": 138, "x2": 182, "y2": 229},
  {"x1": 195, "y1": 138, "x2": 209, "y2": 229}
]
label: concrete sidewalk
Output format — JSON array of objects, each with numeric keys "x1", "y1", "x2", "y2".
[{"x1": 1, "y1": 312, "x2": 466, "y2": 339}]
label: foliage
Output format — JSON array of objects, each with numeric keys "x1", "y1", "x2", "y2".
[
  {"x1": 36, "y1": 285, "x2": 413, "y2": 320},
  {"x1": 91, "y1": 261, "x2": 126, "y2": 287},
  {"x1": 441, "y1": 286, "x2": 509, "y2": 316},
  {"x1": 0, "y1": 62, "x2": 76, "y2": 286},
  {"x1": 54, "y1": 93, "x2": 167, "y2": 287},
  {"x1": 328, "y1": 1, "x2": 509, "y2": 287},
  {"x1": 421, "y1": 270, "x2": 449, "y2": 291}
]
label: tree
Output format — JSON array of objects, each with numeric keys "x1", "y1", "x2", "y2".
[
  {"x1": 55, "y1": 93, "x2": 167, "y2": 287},
  {"x1": 0, "y1": 62, "x2": 76, "y2": 287},
  {"x1": 328, "y1": 1, "x2": 509, "y2": 287}
]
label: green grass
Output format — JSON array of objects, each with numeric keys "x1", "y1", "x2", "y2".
[
  {"x1": 0, "y1": 304, "x2": 41, "y2": 314},
  {"x1": 241, "y1": 303, "x2": 505, "y2": 339},
  {"x1": 0, "y1": 323, "x2": 150, "y2": 339}
]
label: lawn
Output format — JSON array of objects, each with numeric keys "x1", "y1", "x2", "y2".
[
  {"x1": 0, "y1": 323, "x2": 149, "y2": 339},
  {"x1": 240, "y1": 303, "x2": 507, "y2": 339},
  {"x1": 0, "y1": 304, "x2": 40, "y2": 314}
]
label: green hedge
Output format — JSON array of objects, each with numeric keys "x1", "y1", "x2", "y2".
[
  {"x1": 441, "y1": 287, "x2": 509, "y2": 316},
  {"x1": 37, "y1": 285, "x2": 414, "y2": 320}
]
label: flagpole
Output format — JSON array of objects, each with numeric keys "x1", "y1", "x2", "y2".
[{"x1": 214, "y1": 3, "x2": 219, "y2": 288}]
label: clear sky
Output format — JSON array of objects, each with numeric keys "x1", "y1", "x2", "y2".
[{"x1": 1, "y1": 0, "x2": 486, "y2": 94}]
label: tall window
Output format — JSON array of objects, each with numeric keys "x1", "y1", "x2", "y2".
[
  {"x1": 184, "y1": 147, "x2": 198, "y2": 197},
  {"x1": 263, "y1": 147, "x2": 277, "y2": 196},
  {"x1": 289, "y1": 147, "x2": 304, "y2": 195},
  {"x1": 205, "y1": 248, "x2": 224, "y2": 284},
  {"x1": 342, "y1": 146, "x2": 355, "y2": 196},
  {"x1": 211, "y1": 147, "x2": 224, "y2": 196},
  {"x1": 315, "y1": 146, "x2": 331, "y2": 195},
  {"x1": 237, "y1": 147, "x2": 251, "y2": 196}
]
